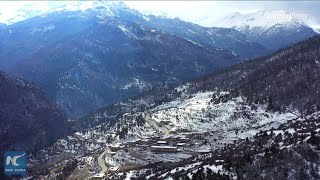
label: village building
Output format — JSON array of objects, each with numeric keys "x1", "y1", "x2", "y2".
[
  {"x1": 156, "y1": 141, "x2": 168, "y2": 145},
  {"x1": 137, "y1": 144, "x2": 149, "y2": 150},
  {"x1": 193, "y1": 132, "x2": 209, "y2": 139},
  {"x1": 90, "y1": 173, "x2": 105, "y2": 180},
  {"x1": 95, "y1": 139, "x2": 105, "y2": 144},
  {"x1": 176, "y1": 143, "x2": 186, "y2": 147},
  {"x1": 109, "y1": 143, "x2": 124, "y2": 151},
  {"x1": 141, "y1": 139, "x2": 150, "y2": 143},
  {"x1": 151, "y1": 146, "x2": 177, "y2": 152},
  {"x1": 74, "y1": 132, "x2": 83, "y2": 140},
  {"x1": 161, "y1": 135, "x2": 174, "y2": 141},
  {"x1": 109, "y1": 167, "x2": 119, "y2": 172},
  {"x1": 134, "y1": 139, "x2": 142, "y2": 144},
  {"x1": 159, "y1": 120, "x2": 172, "y2": 125},
  {"x1": 178, "y1": 128, "x2": 189, "y2": 132},
  {"x1": 126, "y1": 140, "x2": 137, "y2": 146},
  {"x1": 179, "y1": 137, "x2": 190, "y2": 143}
]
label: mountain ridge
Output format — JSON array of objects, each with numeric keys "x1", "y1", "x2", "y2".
[
  {"x1": 214, "y1": 10, "x2": 318, "y2": 51},
  {"x1": 0, "y1": 70, "x2": 69, "y2": 179},
  {"x1": 0, "y1": 6, "x2": 241, "y2": 118},
  {"x1": 77, "y1": 35, "x2": 320, "y2": 130}
]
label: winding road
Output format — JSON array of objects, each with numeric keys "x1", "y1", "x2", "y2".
[{"x1": 97, "y1": 147, "x2": 111, "y2": 173}]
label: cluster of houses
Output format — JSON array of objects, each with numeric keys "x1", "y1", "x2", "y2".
[
  {"x1": 107, "y1": 131, "x2": 210, "y2": 153},
  {"x1": 58, "y1": 122, "x2": 212, "y2": 159},
  {"x1": 48, "y1": 128, "x2": 215, "y2": 180}
]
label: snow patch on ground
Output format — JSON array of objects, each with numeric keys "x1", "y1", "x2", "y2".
[
  {"x1": 203, "y1": 164, "x2": 223, "y2": 173},
  {"x1": 122, "y1": 78, "x2": 148, "y2": 90}
]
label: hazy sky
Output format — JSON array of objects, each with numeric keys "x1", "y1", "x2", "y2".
[
  {"x1": 126, "y1": 1, "x2": 320, "y2": 26},
  {"x1": 0, "y1": 1, "x2": 319, "y2": 26}
]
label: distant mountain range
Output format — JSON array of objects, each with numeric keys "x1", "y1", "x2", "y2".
[
  {"x1": 138, "y1": 15, "x2": 267, "y2": 58},
  {"x1": 0, "y1": 2, "x2": 241, "y2": 118},
  {"x1": 0, "y1": 2, "x2": 318, "y2": 120},
  {"x1": 215, "y1": 10, "x2": 318, "y2": 51}
]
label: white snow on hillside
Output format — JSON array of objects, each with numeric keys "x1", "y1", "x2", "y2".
[
  {"x1": 114, "y1": 91, "x2": 298, "y2": 143},
  {"x1": 31, "y1": 23, "x2": 55, "y2": 34},
  {"x1": 151, "y1": 92, "x2": 295, "y2": 132},
  {"x1": 121, "y1": 78, "x2": 149, "y2": 90},
  {"x1": 214, "y1": 10, "x2": 318, "y2": 33},
  {"x1": 0, "y1": 1, "x2": 130, "y2": 25}
]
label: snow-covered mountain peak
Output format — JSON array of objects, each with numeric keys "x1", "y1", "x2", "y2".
[
  {"x1": 0, "y1": 1, "x2": 132, "y2": 25},
  {"x1": 49, "y1": 1, "x2": 127, "y2": 12},
  {"x1": 215, "y1": 10, "x2": 311, "y2": 31}
]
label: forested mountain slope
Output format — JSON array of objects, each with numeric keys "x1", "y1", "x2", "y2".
[
  {"x1": 78, "y1": 35, "x2": 320, "y2": 130},
  {"x1": 188, "y1": 35, "x2": 320, "y2": 114},
  {"x1": 37, "y1": 35, "x2": 320, "y2": 180},
  {"x1": 0, "y1": 71, "x2": 68, "y2": 179},
  {"x1": 0, "y1": 2, "x2": 240, "y2": 119},
  {"x1": 25, "y1": 32, "x2": 320, "y2": 180}
]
